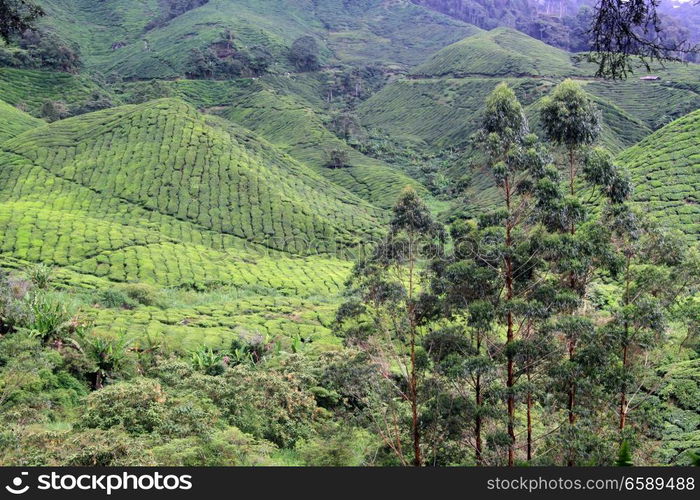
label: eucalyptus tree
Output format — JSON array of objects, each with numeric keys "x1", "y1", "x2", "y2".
[
  {"x1": 604, "y1": 205, "x2": 700, "y2": 435},
  {"x1": 476, "y1": 83, "x2": 563, "y2": 465},
  {"x1": 540, "y1": 82, "x2": 632, "y2": 465},
  {"x1": 424, "y1": 220, "x2": 501, "y2": 465},
  {"x1": 336, "y1": 187, "x2": 444, "y2": 466}
]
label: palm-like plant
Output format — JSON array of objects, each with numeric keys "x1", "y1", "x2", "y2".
[
  {"x1": 70, "y1": 332, "x2": 133, "y2": 389},
  {"x1": 190, "y1": 346, "x2": 225, "y2": 375}
]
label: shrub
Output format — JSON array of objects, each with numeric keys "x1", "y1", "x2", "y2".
[
  {"x1": 147, "y1": 357, "x2": 194, "y2": 387},
  {"x1": 155, "y1": 392, "x2": 222, "y2": 438},
  {"x1": 122, "y1": 283, "x2": 160, "y2": 307},
  {"x1": 296, "y1": 425, "x2": 374, "y2": 466},
  {"x1": 81, "y1": 378, "x2": 166, "y2": 434},
  {"x1": 26, "y1": 263, "x2": 53, "y2": 289},
  {"x1": 289, "y1": 36, "x2": 320, "y2": 71},
  {"x1": 0, "y1": 428, "x2": 153, "y2": 466},
  {"x1": 97, "y1": 288, "x2": 134, "y2": 309},
  {"x1": 40, "y1": 100, "x2": 69, "y2": 122},
  {"x1": 0, "y1": 275, "x2": 32, "y2": 334},
  {"x1": 190, "y1": 366, "x2": 319, "y2": 447},
  {"x1": 190, "y1": 346, "x2": 226, "y2": 375},
  {"x1": 0, "y1": 331, "x2": 86, "y2": 424},
  {"x1": 24, "y1": 293, "x2": 70, "y2": 342},
  {"x1": 151, "y1": 427, "x2": 276, "y2": 466},
  {"x1": 326, "y1": 148, "x2": 349, "y2": 169}
]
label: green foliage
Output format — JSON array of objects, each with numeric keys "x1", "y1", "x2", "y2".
[
  {"x1": 615, "y1": 440, "x2": 633, "y2": 466},
  {"x1": 0, "y1": 28, "x2": 81, "y2": 73},
  {"x1": 80, "y1": 378, "x2": 166, "y2": 434},
  {"x1": 26, "y1": 262, "x2": 52, "y2": 289},
  {"x1": 413, "y1": 28, "x2": 579, "y2": 78},
  {"x1": 189, "y1": 346, "x2": 225, "y2": 376},
  {"x1": 0, "y1": 98, "x2": 43, "y2": 142},
  {"x1": 0, "y1": 330, "x2": 87, "y2": 425},
  {"x1": 618, "y1": 110, "x2": 700, "y2": 239},
  {"x1": 296, "y1": 424, "x2": 374, "y2": 466},
  {"x1": 31, "y1": 0, "x2": 476, "y2": 79},
  {"x1": 0, "y1": 0, "x2": 698, "y2": 469},
  {"x1": 540, "y1": 79, "x2": 601, "y2": 150},
  {"x1": 150, "y1": 427, "x2": 276, "y2": 466},
  {"x1": 0, "y1": 427, "x2": 153, "y2": 466},
  {"x1": 0, "y1": 0, "x2": 43, "y2": 44},
  {"x1": 0, "y1": 67, "x2": 112, "y2": 116},
  {"x1": 289, "y1": 36, "x2": 321, "y2": 72}
]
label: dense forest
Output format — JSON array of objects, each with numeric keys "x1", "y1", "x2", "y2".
[{"x1": 0, "y1": 0, "x2": 698, "y2": 466}]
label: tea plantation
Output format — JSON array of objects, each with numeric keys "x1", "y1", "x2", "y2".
[
  {"x1": 411, "y1": 27, "x2": 581, "y2": 78},
  {"x1": 37, "y1": 0, "x2": 478, "y2": 78},
  {"x1": 0, "y1": 0, "x2": 698, "y2": 466},
  {"x1": 618, "y1": 109, "x2": 700, "y2": 239}
]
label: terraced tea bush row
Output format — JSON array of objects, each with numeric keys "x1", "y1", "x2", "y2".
[
  {"x1": 412, "y1": 28, "x2": 580, "y2": 78},
  {"x1": 3, "y1": 99, "x2": 380, "y2": 254},
  {"x1": 36, "y1": 0, "x2": 478, "y2": 79},
  {"x1": 88, "y1": 294, "x2": 340, "y2": 352},
  {"x1": 219, "y1": 85, "x2": 425, "y2": 209},
  {"x1": 0, "y1": 99, "x2": 44, "y2": 142},
  {"x1": 585, "y1": 80, "x2": 700, "y2": 130},
  {"x1": 0, "y1": 68, "x2": 108, "y2": 116},
  {"x1": 618, "y1": 110, "x2": 700, "y2": 239}
]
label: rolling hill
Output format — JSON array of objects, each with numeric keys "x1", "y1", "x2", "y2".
[
  {"x1": 618, "y1": 109, "x2": 700, "y2": 239},
  {"x1": 411, "y1": 27, "x2": 580, "y2": 78},
  {"x1": 1, "y1": 98, "x2": 381, "y2": 257},
  {"x1": 36, "y1": 0, "x2": 480, "y2": 78},
  {"x1": 0, "y1": 99, "x2": 44, "y2": 142},
  {"x1": 360, "y1": 28, "x2": 700, "y2": 152},
  {"x1": 0, "y1": 67, "x2": 113, "y2": 116},
  {"x1": 216, "y1": 83, "x2": 425, "y2": 209}
]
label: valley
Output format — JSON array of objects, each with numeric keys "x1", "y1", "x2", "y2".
[{"x1": 0, "y1": 0, "x2": 698, "y2": 467}]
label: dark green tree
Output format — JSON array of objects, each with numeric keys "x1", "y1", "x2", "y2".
[
  {"x1": 289, "y1": 35, "x2": 320, "y2": 71},
  {"x1": 0, "y1": 0, "x2": 43, "y2": 44},
  {"x1": 540, "y1": 80, "x2": 632, "y2": 465},
  {"x1": 336, "y1": 187, "x2": 443, "y2": 466},
  {"x1": 477, "y1": 82, "x2": 564, "y2": 465},
  {"x1": 604, "y1": 205, "x2": 700, "y2": 433}
]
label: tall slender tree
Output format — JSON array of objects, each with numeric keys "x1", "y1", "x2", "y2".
[
  {"x1": 478, "y1": 83, "x2": 562, "y2": 465},
  {"x1": 540, "y1": 81, "x2": 632, "y2": 465},
  {"x1": 336, "y1": 187, "x2": 443, "y2": 466},
  {"x1": 605, "y1": 205, "x2": 700, "y2": 435}
]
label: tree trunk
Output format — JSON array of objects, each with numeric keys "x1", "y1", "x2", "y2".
[
  {"x1": 410, "y1": 333, "x2": 421, "y2": 466},
  {"x1": 475, "y1": 373, "x2": 483, "y2": 465},
  {"x1": 527, "y1": 371, "x2": 533, "y2": 461},
  {"x1": 408, "y1": 240, "x2": 421, "y2": 467},
  {"x1": 567, "y1": 346, "x2": 576, "y2": 467},
  {"x1": 619, "y1": 255, "x2": 632, "y2": 431},
  {"x1": 505, "y1": 177, "x2": 516, "y2": 467},
  {"x1": 619, "y1": 344, "x2": 628, "y2": 431}
]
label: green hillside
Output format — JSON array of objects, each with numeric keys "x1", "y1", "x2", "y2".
[
  {"x1": 618, "y1": 109, "x2": 700, "y2": 239},
  {"x1": 0, "y1": 0, "x2": 698, "y2": 468},
  {"x1": 412, "y1": 27, "x2": 579, "y2": 78},
  {"x1": 2, "y1": 98, "x2": 381, "y2": 254},
  {"x1": 0, "y1": 98, "x2": 370, "y2": 352},
  {"x1": 216, "y1": 83, "x2": 425, "y2": 209},
  {"x1": 584, "y1": 80, "x2": 700, "y2": 130},
  {"x1": 37, "y1": 0, "x2": 479, "y2": 78},
  {"x1": 0, "y1": 99, "x2": 44, "y2": 142},
  {"x1": 0, "y1": 67, "x2": 112, "y2": 116},
  {"x1": 358, "y1": 77, "x2": 554, "y2": 149}
]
